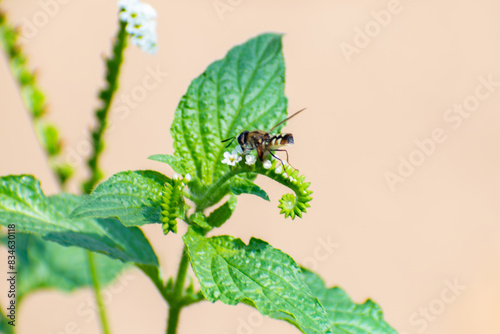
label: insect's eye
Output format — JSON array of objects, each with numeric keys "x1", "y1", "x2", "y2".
[{"x1": 237, "y1": 131, "x2": 249, "y2": 146}]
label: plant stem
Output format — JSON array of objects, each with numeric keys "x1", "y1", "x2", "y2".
[
  {"x1": 166, "y1": 248, "x2": 190, "y2": 334},
  {"x1": 87, "y1": 252, "x2": 111, "y2": 334}
]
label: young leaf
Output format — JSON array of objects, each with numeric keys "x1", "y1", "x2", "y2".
[
  {"x1": 229, "y1": 176, "x2": 270, "y2": 201},
  {"x1": 301, "y1": 269, "x2": 397, "y2": 334},
  {"x1": 148, "y1": 154, "x2": 187, "y2": 175},
  {"x1": 207, "y1": 195, "x2": 237, "y2": 227},
  {"x1": 0, "y1": 175, "x2": 158, "y2": 266},
  {"x1": 183, "y1": 228, "x2": 333, "y2": 334},
  {"x1": 171, "y1": 32, "x2": 287, "y2": 189},
  {"x1": 71, "y1": 170, "x2": 169, "y2": 226},
  {"x1": 9, "y1": 234, "x2": 126, "y2": 302}
]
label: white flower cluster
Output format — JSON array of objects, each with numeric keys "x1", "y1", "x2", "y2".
[
  {"x1": 117, "y1": 0, "x2": 158, "y2": 54},
  {"x1": 221, "y1": 151, "x2": 242, "y2": 166},
  {"x1": 221, "y1": 150, "x2": 258, "y2": 167},
  {"x1": 273, "y1": 161, "x2": 296, "y2": 182}
]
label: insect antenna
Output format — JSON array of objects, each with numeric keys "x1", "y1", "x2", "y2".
[
  {"x1": 221, "y1": 136, "x2": 236, "y2": 148},
  {"x1": 270, "y1": 108, "x2": 307, "y2": 132}
]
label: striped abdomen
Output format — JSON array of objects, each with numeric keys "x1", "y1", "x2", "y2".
[{"x1": 266, "y1": 133, "x2": 294, "y2": 149}]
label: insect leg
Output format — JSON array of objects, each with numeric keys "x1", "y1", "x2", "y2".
[
  {"x1": 272, "y1": 149, "x2": 298, "y2": 172},
  {"x1": 270, "y1": 152, "x2": 286, "y2": 170},
  {"x1": 273, "y1": 149, "x2": 290, "y2": 164}
]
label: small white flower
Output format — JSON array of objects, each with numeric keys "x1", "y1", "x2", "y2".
[
  {"x1": 263, "y1": 160, "x2": 272, "y2": 169},
  {"x1": 283, "y1": 173, "x2": 288, "y2": 179},
  {"x1": 289, "y1": 176, "x2": 296, "y2": 182},
  {"x1": 275, "y1": 165, "x2": 283, "y2": 174},
  {"x1": 184, "y1": 173, "x2": 192, "y2": 182},
  {"x1": 173, "y1": 174, "x2": 180, "y2": 180},
  {"x1": 245, "y1": 155, "x2": 256, "y2": 166},
  {"x1": 138, "y1": 3, "x2": 157, "y2": 20},
  {"x1": 118, "y1": 0, "x2": 158, "y2": 54},
  {"x1": 221, "y1": 151, "x2": 242, "y2": 166}
]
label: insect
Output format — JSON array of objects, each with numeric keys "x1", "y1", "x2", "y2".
[{"x1": 222, "y1": 108, "x2": 306, "y2": 167}]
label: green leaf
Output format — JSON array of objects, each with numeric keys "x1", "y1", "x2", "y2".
[
  {"x1": 229, "y1": 177, "x2": 270, "y2": 201},
  {"x1": 71, "y1": 170, "x2": 169, "y2": 226},
  {"x1": 207, "y1": 195, "x2": 237, "y2": 227},
  {"x1": 148, "y1": 154, "x2": 187, "y2": 175},
  {"x1": 11, "y1": 234, "x2": 126, "y2": 302},
  {"x1": 0, "y1": 175, "x2": 158, "y2": 266},
  {"x1": 171, "y1": 33, "x2": 287, "y2": 194},
  {"x1": 183, "y1": 228, "x2": 333, "y2": 334},
  {"x1": 301, "y1": 269, "x2": 397, "y2": 334}
]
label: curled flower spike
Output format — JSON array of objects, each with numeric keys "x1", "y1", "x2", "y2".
[
  {"x1": 118, "y1": 0, "x2": 158, "y2": 54},
  {"x1": 160, "y1": 179, "x2": 184, "y2": 234},
  {"x1": 221, "y1": 151, "x2": 242, "y2": 166},
  {"x1": 250, "y1": 159, "x2": 312, "y2": 219}
]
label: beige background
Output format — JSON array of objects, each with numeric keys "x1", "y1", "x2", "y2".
[{"x1": 1, "y1": 0, "x2": 500, "y2": 333}]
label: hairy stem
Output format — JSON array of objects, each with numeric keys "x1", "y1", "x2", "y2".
[
  {"x1": 87, "y1": 252, "x2": 111, "y2": 334},
  {"x1": 82, "y1": 19, "x2": 128, "y2": 194},
  {"x1": 166, "y1": 248, "x2": 190, "y2": 334}
]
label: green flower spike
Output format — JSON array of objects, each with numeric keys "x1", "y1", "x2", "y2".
[
  {"x1": 160, "y1": 177, "x2": 185, "y2": 234},
  {"x1": 252, "y1": 158, "x2": 313, "y2": 219}
]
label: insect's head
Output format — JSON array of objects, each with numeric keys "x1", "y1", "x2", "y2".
[{"x1": 237, "y1": 131, "x2": 249, "y2": 147}]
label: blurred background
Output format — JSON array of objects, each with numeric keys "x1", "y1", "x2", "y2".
[{"x1": 1, "y1": 0, "x2": 499, "y2": 333}]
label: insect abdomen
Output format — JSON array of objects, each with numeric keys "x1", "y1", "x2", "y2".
[{"x1": 267, "y1": 133, "x2": 294, "y2": 149}]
